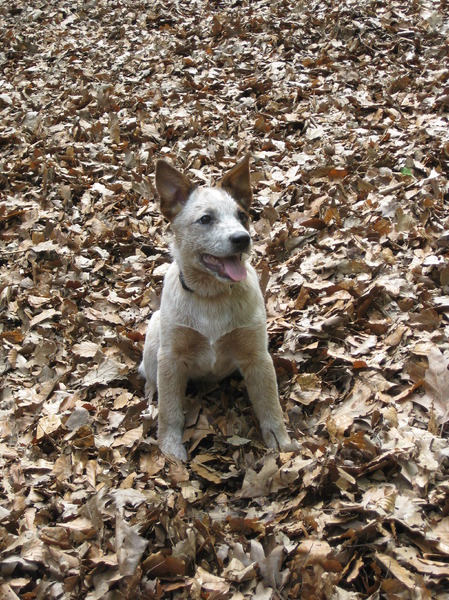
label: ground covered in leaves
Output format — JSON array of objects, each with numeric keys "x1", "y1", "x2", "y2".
[{"x1": 1, "y1": 0, "x2": 449, "y2": 598}]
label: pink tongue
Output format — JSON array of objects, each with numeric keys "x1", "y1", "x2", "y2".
[{"x1": 223, "y1": 256, "x2": 247, "y2": 281}]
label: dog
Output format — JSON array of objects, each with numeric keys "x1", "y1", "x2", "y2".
[{"x1": 139, "y1": 155, "x2": 294, "y2": 461}]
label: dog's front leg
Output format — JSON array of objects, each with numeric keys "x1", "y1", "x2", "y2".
[
  {"x1": 241, "y1": 352, "x2": 293, "y2": 451},
  {"x1": 157, "y1": 352, "x2": 188, "y2": 461}
]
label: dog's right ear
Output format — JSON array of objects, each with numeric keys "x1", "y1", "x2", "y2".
[
  {"x1": 155, "y1": 160, "x2": 194, "y2": 220},
  {"x1": 220, "y1": 154, "x2": 252, "y2": 212}
]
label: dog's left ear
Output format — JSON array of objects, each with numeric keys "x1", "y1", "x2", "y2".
[{"x1": 220, "y1": 154, "x2": 252, "y2": 212}]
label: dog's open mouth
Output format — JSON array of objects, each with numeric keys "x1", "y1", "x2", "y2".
[{"x1": 201, "y1": 253, "x2": 247, "y2": 282}]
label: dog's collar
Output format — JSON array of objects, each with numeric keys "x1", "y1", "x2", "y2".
[{"x1": 179, "y1": 272, "x2": 195, "y2": 293}]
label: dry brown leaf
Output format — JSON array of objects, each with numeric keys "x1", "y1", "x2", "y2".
[
  {"x1": 422, "y1": 345, "x2": 449, "y2": 423},
  {"x1": 35, "y1": 414, "x2": 62, "y2": 440},
  {"x1": 72, "y1": 341, "x2": 101, "y2": 358},
  {"x1": 375, "y1": 552, "x2": 417, "y2": 590},
  {"x1": 82, "y1": 358, "x2": 126, "y2": 387},
  {"x1": 115, "y1": 512, "x2": 148, "y2": 576},
  {"x1": 112, "y1": 426, "x2": 143, "y2": 448},
  {"x1": 52, "y1": 455, "x2": 72, "y2": 482}
]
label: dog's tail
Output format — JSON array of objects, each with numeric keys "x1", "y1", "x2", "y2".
[{"x1": 137, "y1": 360, "x2": 146, "y2": 380}]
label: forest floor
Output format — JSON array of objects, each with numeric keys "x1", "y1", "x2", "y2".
[{"x1": 1, "y1": 0, "x2": 449, "y2": 598}]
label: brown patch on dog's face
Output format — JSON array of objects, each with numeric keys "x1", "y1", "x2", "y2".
[{"x1": 236, "y1": 207, "x2": 250, "y2": 232}]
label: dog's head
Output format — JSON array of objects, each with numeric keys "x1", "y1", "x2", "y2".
[{"x1": 155, "y1": 155, "x2": 253, "y2": 284}]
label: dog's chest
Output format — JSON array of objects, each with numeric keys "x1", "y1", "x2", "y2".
[
  {"x1": 173, "y1": 294, "x2": 248, "y2": 344},
  {"x1": 195, "y1": 338, "x2": 230, "y2": 379},
  {"x1": 160, "y1": 264, "x2": 264, "y2": 344}
]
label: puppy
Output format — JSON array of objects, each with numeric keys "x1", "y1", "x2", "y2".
[{"x1": 139, "y1": 155, "x2": 293, "y2": 461}]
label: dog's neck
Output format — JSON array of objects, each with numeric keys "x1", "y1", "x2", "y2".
[
  {"x1": 179, "y1": 271, "x2": 194, "y2": 293},
  {"x1": 176, "y1": 262, "x2": 235, "y2": 298}
]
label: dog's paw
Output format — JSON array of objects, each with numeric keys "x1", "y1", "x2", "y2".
[
  {"x1": 159, "y1": 438, "x2": 188, "y2": 462},
  {"x1": 279, "y1": 437, "x2": 301, "y2": 452},
  {"x1": 261, "y1": 424, "x2": 299, "y2": 453}
]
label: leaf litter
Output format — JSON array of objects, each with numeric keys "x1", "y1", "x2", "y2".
[{"x1": 0, "y1": 0, "x2": 449, "y2": 598}]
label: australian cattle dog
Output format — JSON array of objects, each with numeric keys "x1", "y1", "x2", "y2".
[{"x1": 139, "y1": 155, "x2": 294, "y2": 461}]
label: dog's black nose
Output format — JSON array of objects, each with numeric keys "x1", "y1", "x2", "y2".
[{"x1": 230, "y1": 232, "x2": 251, "y2": 251}]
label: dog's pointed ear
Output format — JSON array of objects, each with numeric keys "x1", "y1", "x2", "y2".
[
  {"x1": 220, "y1": 154, "x2": 252, "y2": 212},
  {"x1": 155, "y1": 160, "x2": 194, "y2": 220}
]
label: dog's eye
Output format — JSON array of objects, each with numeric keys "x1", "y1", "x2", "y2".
[
  {"x1": 238, "y1": 210, "x2": 248, "y2": 225},
  {"x1": 199, "y1": 215, "x2": 212, "y2": 225}
]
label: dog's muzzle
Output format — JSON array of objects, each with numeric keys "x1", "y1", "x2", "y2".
[
  {"x1": 229, "y1": 231, "x2": 251, "y2": 252},
  {"x1": 200, "y1": 232, "x2": 251, "y2": 283}
]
